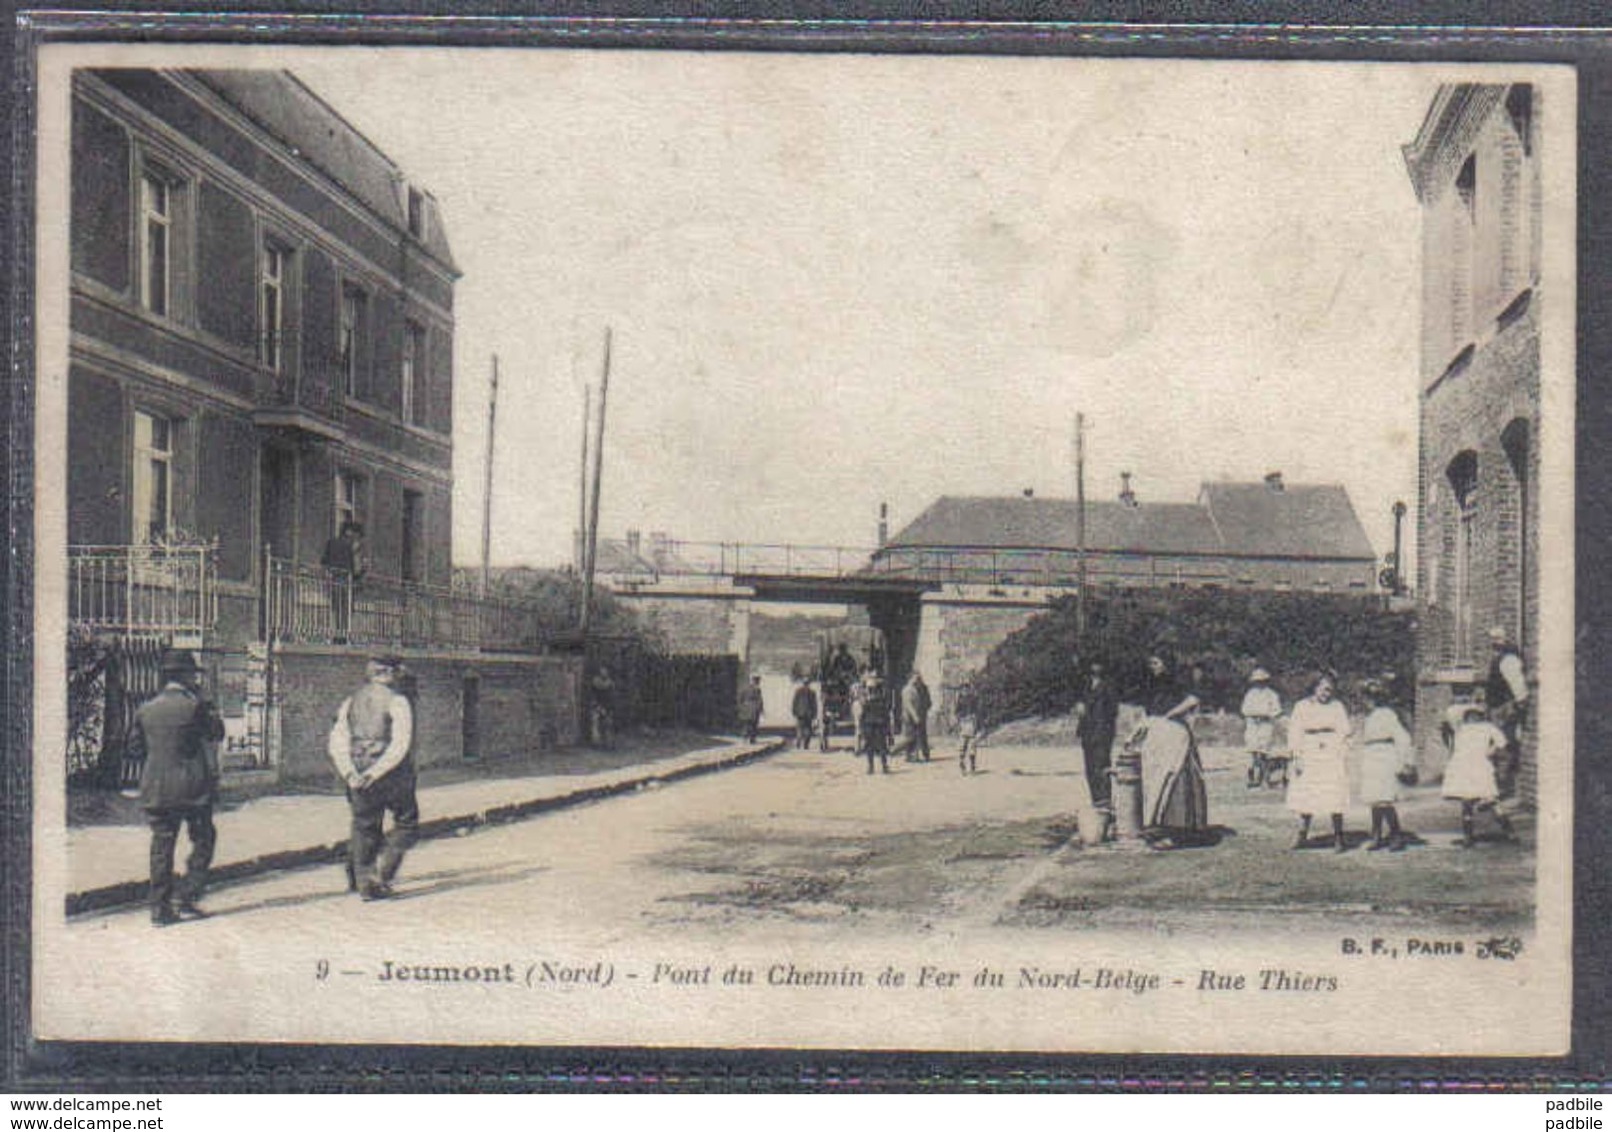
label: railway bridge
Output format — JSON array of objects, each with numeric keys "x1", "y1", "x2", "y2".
[{"x1": 600, "y1": 539, "x2": 1095, "y2": 709}]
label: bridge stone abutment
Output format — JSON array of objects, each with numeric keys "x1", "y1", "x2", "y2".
[
  {"x1": 911, "y1": 584, "x2": 1074, "y2": 727},
  {"x1": 614, "y1": 580, "x2": 757, "y2": 677}
]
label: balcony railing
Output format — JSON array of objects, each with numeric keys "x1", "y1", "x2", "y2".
[
  {"x1": 68, "y1": 544, "x2": 218, "y2": 638},
  {"x1": 264, "y1": 557, "x2": 547, "y2": 652},
  {"x1": 253, "y1": 339, "x2": 345, "y2": 428}
]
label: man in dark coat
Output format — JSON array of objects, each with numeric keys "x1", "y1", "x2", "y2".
[
  {"x1": 132, "y1": 648, "x2": 224, "y2": 926},
  {"x1": 1075, "y1": 659, "x2": 1120, "y2": 812},
  {"x1": 790, "y1": 677, "x2": 818, "y2": 750},
  {"x1": 737, "y1": 675, "x2": 765, "y2": 743},
  {"x1": 860, "y1": 671, "x2": 892, "y2": 775},
  {"x1": 329, "y1": 655, "x2": 418, "y2": 901},
  {"x1": 320, "y1": 520, "x2": 366, "y2": 642}
]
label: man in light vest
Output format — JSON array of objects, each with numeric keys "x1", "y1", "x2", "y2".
[
  {"x1": 1485, "y1": 626, "x2": 1530, "y2": 799},
  {"x1": 329, "y1": 655, "x2": 417, "y2": 901}
]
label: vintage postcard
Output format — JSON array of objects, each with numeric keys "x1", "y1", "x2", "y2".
[{"x1": 28, "y1": 39, "x2": 1576, "y2": 1057}]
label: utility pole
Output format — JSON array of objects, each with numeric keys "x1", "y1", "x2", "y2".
[
  {"x1": 579, "y1": 328, "x2": 612, "y2": 638},
  {"x1": 576, "y1": 385, "x2": 592, "y2": 574},
  {"x1": 480, "y1": 355, "x2": 499, "y2": 598},
  {"x1": 1390, "y1": 500, "x2": 1408, "y2": 598},
  {"x1": 1075, "y1": 411, "x2": 1088, "y2": 638}
]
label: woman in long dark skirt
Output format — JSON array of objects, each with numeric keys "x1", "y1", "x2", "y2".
[{"x1": 1129, "y1": 653, "x2": 1209, "y2": 849}]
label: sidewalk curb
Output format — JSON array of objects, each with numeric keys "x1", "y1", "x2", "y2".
[{"x1": 66, "y1": 738, "x2": 788, "y2": 918}]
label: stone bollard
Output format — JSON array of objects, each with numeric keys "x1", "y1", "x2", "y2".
[{"x1": 1110, "y1": 745, "x2": 1146, "y2": 843}]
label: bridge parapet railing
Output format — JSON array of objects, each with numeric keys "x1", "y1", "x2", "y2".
[
  {"x1": 866, "y1": 547, "x2": 1232, "y2": 588},
  {"x1": 648, "y1": 541, "x2": 878, "y2": 579},
  {"x1": 627, "y1": 542, "x2": 1235, "y2": 588}
]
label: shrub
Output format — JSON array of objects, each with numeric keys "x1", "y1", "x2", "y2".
[{"x1": 969, "y1": 589, "x2": 1415, "y2": 728}]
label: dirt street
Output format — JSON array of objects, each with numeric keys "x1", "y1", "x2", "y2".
[{"x1": 67, "y1": 737, "x2": 1533, "y2": 948}]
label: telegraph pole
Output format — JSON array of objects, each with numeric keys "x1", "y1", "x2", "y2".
[
  {"x1": 576, "y1": 385, "x2": 592, "y2": 573},
  {"x1": 1075, "y1": 412, "x2": 1088, "y2": 638},
  {"x1": 579, "y1": 328, "x2": 612, "y2": 638},
  {"x1": 1390, "y1": 499, "x2": 1407, "y2": 598},
  {"x1": 479, "y1": 355, "x2": 499, "y2": 598}
]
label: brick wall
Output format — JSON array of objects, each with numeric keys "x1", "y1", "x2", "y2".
[
  {"x1": 271, "y1": 647, "x2": 582, "y2": 782},
  {"x1": 1411, "y1": 85, "x2": 1542, "y2": 803},
  {"x1": 67, "y1": 366, "x2": 127, "y2": 546},
  {"x1": 70, "y1": 96, "x2": 129, "y2": 292}
]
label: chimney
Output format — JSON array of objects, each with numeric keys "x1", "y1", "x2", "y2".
[
  {"x1": 877, "y1": 502, "x2": 889, "y2": 548},
  {"x1": 1265, "y1": 471, "x2": 1285, "y2": 492},
  {"x1": 626, "y1": 529, "x2": 641, "y2": 558},
  {"x1": 1119, "y1": 471, "x2": 1138, "y2": 508}
]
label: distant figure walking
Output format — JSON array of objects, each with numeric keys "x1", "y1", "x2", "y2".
[
  {"x1": 1287, "y1": 672, "x2": 1352, "y2": 852},
  {"x1": 955, "y1": 682, "x2": 982, "y2": 775},
  {"x1": 1075, "y1": 659, "x2": 1120, "y2": 813},
  {"x1": 1240, "y1": 667, "x2": 1284, "y2": 788},
  {"x1": 1442, "y1": 701, "x2": 1518, "y2": 848},
  {"x1": 588, "y1": 665, "x2": 617, "y2": 748},
  {"x1": 791, "y1": 677, "x2": 818, "y2": 750},
  {"x1": 848, "y1": 668, "x2": 870, "y2": 755},
  {"x1": 1357, "y1": 679, "x2": 1416, "y2": 852},
  {"x1": 329, "y1": 655, "x2": 418, "y2": 901},
  {"x1": 737, "y1": 674, "x2": 765, "y2": 744},
  {"x1": 133, "y1": 649, "x2": 224, "y2": 926},
  {"x1": 1129, "y1": 653, "x2": 1209, "y2": 849},
  {"x1": 892, "y1": 671, "x2": 932, "y2": 762},
  {"x1": 860, "y1": 671, "x2": 892, "y2": 775},
  {"x1": 320, "y1": 520, "x2": 365, "y2": 643}
]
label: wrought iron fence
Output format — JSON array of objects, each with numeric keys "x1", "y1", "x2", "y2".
[
  {"x1": 68, "y1": 544, "x2": 218, "y2": 638},
  {"x1": 263, "y1": 556, "x2": 547, "y2": 652}
]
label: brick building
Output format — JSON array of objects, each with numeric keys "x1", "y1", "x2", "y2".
[
  {"x1": 71, "y1": 69, "x2": 456, "y2": 607},
  {"x1": 1402, "y1": 83, "x2": 1541, "y2": 798},
  {"x1": 67, "y1": 69, "x2": 580, "y2": 783},
  {"x1": 870, "y1": 474, "x2": 1380, "y2": 593}
]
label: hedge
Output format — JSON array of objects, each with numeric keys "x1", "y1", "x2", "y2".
[{"x1": 968, "y1": 589, "x2": 1415, "y2": 728}]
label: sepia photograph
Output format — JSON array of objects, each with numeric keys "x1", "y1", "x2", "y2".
[{"x1": 27, "y1": 40, "x2": 1576, "y2": 1058}]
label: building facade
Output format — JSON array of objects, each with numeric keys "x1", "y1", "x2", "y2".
[
  {"x1": 1402, "y1": 82, "x2": 1542, "y2": 800},
  {"x1": 67, "y1": 70, "x2": 583, "y2": 782},
  {"x1": 70, "y1": 68, "x2": 456, "y2": 617}
]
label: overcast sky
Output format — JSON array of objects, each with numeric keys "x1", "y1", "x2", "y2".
[{"x1": 290, "y1": 51, "x2": 1441, "y2": 569}]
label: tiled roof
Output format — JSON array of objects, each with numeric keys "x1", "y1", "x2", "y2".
[
  {"x1": 191, "y1": 70, "x2": 458, "y2": 272},
  {"x1": 1199, "y1": 482, "x2": 1376, "y2": 560},
  {"x1": 885, "y1": 483, "x2": 1375, "y2": 562},
  {"x1": 884, "y1": 496, "x2": 1220, "y2": 556}
]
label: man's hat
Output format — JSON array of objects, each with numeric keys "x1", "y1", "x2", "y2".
[
  {"x1": 1489, "y1": 626, "x2": 1510, "y2": 644},
  {"x1": 1250, "y1": 667, "x2": 1271, "y2": 682},
  {"x1": 159, "y1": 648, "x2": 201, "y2": 675},
  {"x1": 368, "y1": 653, "x2": 403, "y2": 669}
]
